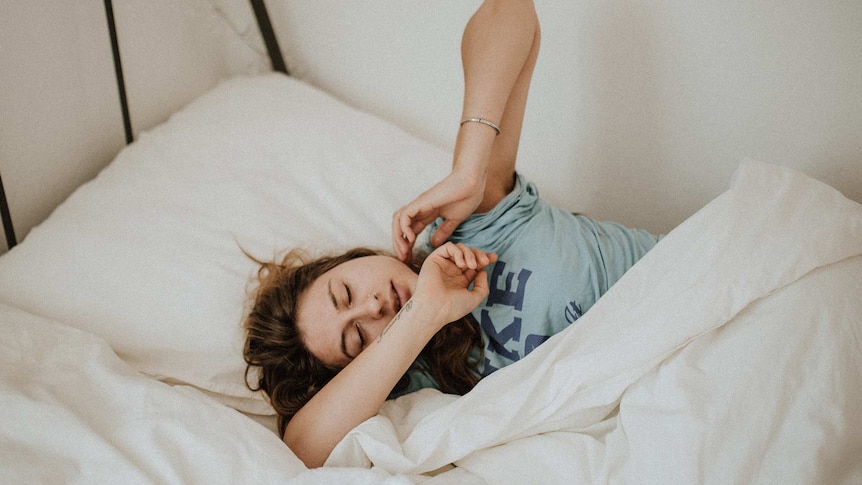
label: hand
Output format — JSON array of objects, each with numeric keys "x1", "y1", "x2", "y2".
[
  {"x1": 392, "y1": 170, "x2": 486, "y2": 261},
  {"x1": 411, "y1": 243, "x2": 497, "y2": 328}
]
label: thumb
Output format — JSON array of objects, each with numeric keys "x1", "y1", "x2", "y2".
[
  {"x1": 430, "y1": 219, "x2": 461, "y2": 247},
  {"x1": 470, "y1": 269, "x2": 490, "y2": 298}
]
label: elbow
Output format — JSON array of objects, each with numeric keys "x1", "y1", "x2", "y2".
[
  {"x1": 486, "y1": 0, "x2": 537, "y2": 20},
  {"x1": 284, "y1": 430, "x2": 330, "y2": 469}
]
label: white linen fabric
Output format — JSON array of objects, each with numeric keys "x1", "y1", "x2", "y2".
[
  {"x1": 0, "y1": 304, "x2": 303, "y2": 484},
  {"x1": 0, "y1": 72, "x2": 859, "y2": 484}
]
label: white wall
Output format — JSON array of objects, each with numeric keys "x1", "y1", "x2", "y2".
[
  {"x1": 0, "y1": 0, "x2": 269, "y2": 254},
  {"x1": 270, "y1": 0, "x2": 862, "y2": 234},
  {"x1": 2, "y1": 0, "x2": 860, "y2": 256},
  {"x1": 0, "y1": 1, "x2": 125, "y2": 254},
  {"x1": 112, "y1": 0, "x2": 269, "y2": 138}
]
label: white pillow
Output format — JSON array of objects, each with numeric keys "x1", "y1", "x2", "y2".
[{"x1": 0, "y1": 74, "x2": 449, "y2": 413}]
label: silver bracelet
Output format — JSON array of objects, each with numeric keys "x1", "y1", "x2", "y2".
[{"x1": 460, "y1": 117, "x2": 501, "y2": 136}]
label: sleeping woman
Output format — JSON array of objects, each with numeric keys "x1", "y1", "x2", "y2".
[{"x1": 243, "y1": 0, "x2": 660, "y2": 468}]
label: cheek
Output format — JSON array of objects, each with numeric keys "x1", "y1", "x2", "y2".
[
  {"x1": 366, "y1": 319, "x2": 390, "y2": 341},
  {"x1": 405, "y1": 269, "x2": 419, "y2": 289}
]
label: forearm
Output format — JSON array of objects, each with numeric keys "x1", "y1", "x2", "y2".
[
  {"x1": 457, "y1": 0, "x2": 539, "y2": 210},
  {"x1": 283, "y1": 300, "x2": 439, "y2": 468},
  {"x1": 390, "y1": 2, "x2": 539, "y2": 257}
]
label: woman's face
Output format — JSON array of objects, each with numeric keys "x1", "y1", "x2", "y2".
[{"x1": 296, "y1": 255, "x2": 418, "y2": 368}]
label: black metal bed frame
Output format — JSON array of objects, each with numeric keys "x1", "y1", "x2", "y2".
[{"x1": 0, "y1": 0, "x2": 287, "y2": 251}]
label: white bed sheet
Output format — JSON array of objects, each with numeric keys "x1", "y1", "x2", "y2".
[
  {"x1": 0, "y1": 304, "x2": 300, "y2": 483},
  {"x1": 1, "y1": 73, "x2": 860, "y2": 484}
]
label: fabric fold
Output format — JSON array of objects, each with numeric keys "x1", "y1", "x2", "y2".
[{"x1": 327, "y1": 160, "x2": 862, "y2": 480}]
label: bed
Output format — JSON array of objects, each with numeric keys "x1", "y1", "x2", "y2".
[{"x1": 1, "y1": 69, "x2": 861, "y2": 484}]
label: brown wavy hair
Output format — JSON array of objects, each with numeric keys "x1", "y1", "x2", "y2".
[{"x1": 243, "y1": 247, "x2": 484, "y2": 437}]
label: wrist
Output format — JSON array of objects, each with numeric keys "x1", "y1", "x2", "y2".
[
  {"x1": 451, "y1": 156, "x2": 488, "y2": 192},
  {"x1": 452, "y1": 122, "x2": 495, "y2": 181},
  {"x1": 405, "y1": 295, "x2": 450, "y2": 334}
]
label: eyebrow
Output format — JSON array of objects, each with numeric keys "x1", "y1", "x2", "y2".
[{"x1": 328, "y1": 279, "x2": 353, "y2": 362}]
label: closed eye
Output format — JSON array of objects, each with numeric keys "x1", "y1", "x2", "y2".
[{"x1": 344, "y1": 283, "x2": 352, "y2": 306}]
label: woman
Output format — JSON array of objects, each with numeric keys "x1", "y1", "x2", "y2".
[{"x1": 244, "y1": 0, "x2": 659, "y2": 468}]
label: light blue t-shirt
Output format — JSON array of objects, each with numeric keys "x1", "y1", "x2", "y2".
[{"x1": 391, "y1": 173, "x2": 660, "y2": 396}]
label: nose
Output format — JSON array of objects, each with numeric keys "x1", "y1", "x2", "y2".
[
  {"x1": 353, "y1": 292, "x2": 385, "y2": 321},
  {"x1": 348, "y1": 293, "x2": 387, "y2": 343}
]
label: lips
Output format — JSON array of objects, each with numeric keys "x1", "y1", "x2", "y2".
[{"x1": 391, "y1": 281, "x2": 403, "y2": 312}]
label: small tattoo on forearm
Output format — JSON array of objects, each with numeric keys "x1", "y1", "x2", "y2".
[{"x1": 378, "y1": 300, "x2": 413, "y2": 342}]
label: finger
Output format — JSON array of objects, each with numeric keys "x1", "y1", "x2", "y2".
[
  {"x1": 462, "y1": 268, "x2": 478, "y2": 281},
  {"x1": 465, "y1": 247, "x2": 489, "y2": 268},
  {"x1": 437, "y1": 242, "x2": 464, "y2": 268},
  {"x1": 410, "y1": 218, "x2": 432, "y2": 241},
  {"x1": 404, "y1": 203, "x2": 441, "y2": 244},
  {"x1": 398, "y1": 210, "x2": 417, "y2": 244},
  {"x1": 460, "y1": 247, "x2": 495, "y2": 270},
  {"x1": 397, "y1": 236, "x2": 412, "y2": 262},
  {"x1": 470, "y1": 270, "x2": 490, "y2": 299},
  {"x1": 430, "y1": 218, "x2": 461, "y2": 247},
  {"x1": 483, "y1": 252, "x2": 498, "y2": 267},
  {"x1": 393, "y1": 215, "x2": 416, "y2": 262},
  {"x1": 391, "y1": 212, "x2": 407, "y2": 259},
  {"x1": 476, "y1": 250, "x2": 490, "y2": 268},
  {"x1": 457, "y1": 243, "x2": 477, "y2": 269},
  {"x1": 451, "y1": 244, "x2": 466, "y2": 268}
]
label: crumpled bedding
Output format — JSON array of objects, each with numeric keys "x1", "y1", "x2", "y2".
[{"x1": 323, "y1": 160, "x2": 862, "y2": 483}]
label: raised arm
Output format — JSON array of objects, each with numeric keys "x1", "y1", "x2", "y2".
[
  {"x1": 283, "y1": 244, "x2": 495, "y2": 467},
  {"x1": 393, "y1": 0, "x2": 540, "y2": 260}
]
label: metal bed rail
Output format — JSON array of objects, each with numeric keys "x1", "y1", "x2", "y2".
[{"x1": 0, "y1": 0, "x2": 288, "y2": 251}]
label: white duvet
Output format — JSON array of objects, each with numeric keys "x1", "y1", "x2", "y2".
[
  {"x1": 2, "y1": 158, "x2": 860, "y2": 484},
  {"x1": 0, "y1": 73, "x2": 859, "y2": 484},
  {"x1": 324, "y1": 160, "x2": 862, "y2": 483}
]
